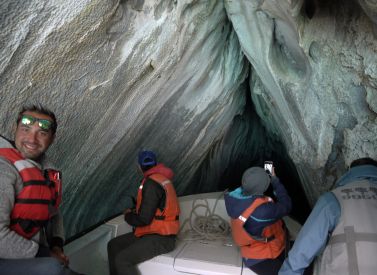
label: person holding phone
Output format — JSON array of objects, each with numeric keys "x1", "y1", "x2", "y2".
[{"x1": 224, "y1": 163, "x2": 292, "y2": 275}]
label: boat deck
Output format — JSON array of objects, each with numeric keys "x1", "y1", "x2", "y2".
[{"x1": 65, "y1": 192, "x2": 299, "y2": 275}]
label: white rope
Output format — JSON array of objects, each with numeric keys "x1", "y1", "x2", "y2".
[{"x1": 178, "y1": 192, "x2": 231, "y2": 241}]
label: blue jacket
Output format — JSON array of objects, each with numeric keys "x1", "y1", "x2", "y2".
[
  {"x1": 279, "y1": 164, "x2": 377, "y2": 275},
  {"x1": 225, "y1": 176, "x2": 292, "y2": 266}
]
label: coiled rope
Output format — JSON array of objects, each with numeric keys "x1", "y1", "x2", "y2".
[{"x1": 178, "y1": 191, "x2": 231, "y2": 241}]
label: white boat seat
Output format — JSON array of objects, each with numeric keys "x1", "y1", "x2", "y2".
[
  {"x1": 64, "y1": 192, "x2": 295, "y2": 275},
  {"x1": 173, "y1": 238, "x2": 243, "y2": 275}
]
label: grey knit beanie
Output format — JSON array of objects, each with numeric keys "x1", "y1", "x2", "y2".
[{"x1": 242, "y1": 167, "x2": 270, "y2": 195}]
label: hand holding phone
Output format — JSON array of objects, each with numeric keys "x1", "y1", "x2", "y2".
[{"x1": 264, "y1": 161, "x2": 273, "y2": 175}]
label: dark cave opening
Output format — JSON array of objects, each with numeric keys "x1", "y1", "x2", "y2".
[
  {"x1": 212, "y1": 84, "x2": 312, "y2": 225},
  {"x1": 217, "y1": 141, "x2": 312, "y2": 226},
  {"x1": 266, "y1": 152, "x2": 312, "y2": 225}
]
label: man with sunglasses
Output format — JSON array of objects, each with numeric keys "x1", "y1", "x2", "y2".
[{"x1": 0, "y1": 105, "x2": 79, "y2": 275}]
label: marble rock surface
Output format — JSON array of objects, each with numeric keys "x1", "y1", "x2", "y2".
[
  {"x1": 0, "y1": 0, "x2": 376, "y2": 236},
  {"x1": 226, "y1": 0, "x2": 377, "y2": 202}
]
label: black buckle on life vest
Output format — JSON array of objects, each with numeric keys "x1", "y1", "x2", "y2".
[
  {"x1": 11, "y1": 219, "x2": 47, "y2": 233},
  {"x1": 43, "y1": 170, "x2": 53, "y2": 187},
  {"x1": 251, "y1": 235, "x2": 275, "y2": 243},
  {"x1": 154, "y1": 215, "x2": 179, "y2": 221}
]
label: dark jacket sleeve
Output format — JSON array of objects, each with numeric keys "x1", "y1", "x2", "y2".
[
  {"x1": 124, "y1": 178, "x2": 165, "y2": 227},
  {"x1": 253, "y1": 176, "x2": 292, "y2": 220},
  {"x1": 245, "y1": 176, "x2": 292, "y2": 235}
]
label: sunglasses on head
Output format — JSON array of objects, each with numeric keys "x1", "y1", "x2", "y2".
[{"x1": 20, "y1": 114, "x2": 53, "y2": 131}]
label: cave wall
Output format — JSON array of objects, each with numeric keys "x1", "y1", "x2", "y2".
[
  {"x1": 226, "y1": 0, "x2": 377, "y2": 204},
  {"x1": 0, "y1": 0, "x2": 376, "y2": 236},
  {"x1": 1, "y1": 0, "x2": 252, "y2": 236}
]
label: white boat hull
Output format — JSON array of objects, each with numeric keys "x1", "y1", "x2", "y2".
[{"x1": 65, "y1": 192, "x2": 300, "y2": 275}]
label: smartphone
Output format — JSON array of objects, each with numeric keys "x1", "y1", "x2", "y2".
[{"x1": 264, "y1": 161, "x2": 273, "y2": 174}]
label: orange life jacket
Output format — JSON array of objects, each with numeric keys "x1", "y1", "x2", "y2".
[
  {"x1": 134, "y1": 173, "x2": 180, "y2": 237},
  {"x1": 231, "y1": 197, "x2": 286, "y2": 259},
  {"x1": 0, "y1": 148, "x2": 62, "y2": 239}
]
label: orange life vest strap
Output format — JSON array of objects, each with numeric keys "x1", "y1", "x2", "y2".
[
  {"x1": 149, "y1": 174, "x2": 171, "y2": 186},
  {"x1": 231, "y1": 196, "x2": 286, "y2": 260},
  {"x1": 232, "y1": 197, "x2": 272, "y2": 244},
  {"x1": 237, "y1": 197, "x2": 272, "y2": 225}
]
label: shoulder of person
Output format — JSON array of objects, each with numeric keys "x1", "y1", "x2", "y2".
[
  {"x1": 311, "y1": 191, "x2": 339, "y2": 215},
  {"x1": 0, "y1": 157, "x2": 19, "y2": 178},
  {"x1": 0, "y1": 157, "x2": 23, "y2": 195},
  {"x1": 144, "y1": 177, "x2": 165, "y2": 191}
]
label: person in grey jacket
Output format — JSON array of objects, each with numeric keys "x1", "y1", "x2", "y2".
[
  {"x1": 0, "y1": 104, "x2": 79, "y2": 275},
  {"x1": 279, "y1": 157, "x2": 377, "y2": 275}
]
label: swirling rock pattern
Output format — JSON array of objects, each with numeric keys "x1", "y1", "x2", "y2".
[{"x1": 0, "y1": 0, "x2": 376, "y2": 236}]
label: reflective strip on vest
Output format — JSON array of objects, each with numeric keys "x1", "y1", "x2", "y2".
[
  {"x1": 238, "y1": 215, "x2": 247, "y2": 222},
  {"x1": 160, "y1": 180, "x2": 170, "y2": 186},
  {"x1": 14, "y1": 159, "x2": 35, "y2": 170},
  {"x1": 328, "y1": 226, "x2": 377, "y2": 275},
  {"x1": 329, "y1": 228, "x2": 377, "y2": 245}
]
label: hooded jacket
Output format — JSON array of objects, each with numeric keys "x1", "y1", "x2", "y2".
[{"x1": 225, "y1": 176, "x2": 291, "y2": 266}]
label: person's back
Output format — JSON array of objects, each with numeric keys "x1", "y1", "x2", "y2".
[
  {"x1": 133, "y1": 161, "x2": 180, "y2": 237},
  {"x1": 107, "y1": 150, "x2": 180, "y2": 275},
  {"x1": 316, "y1": 160, "x2": 377, "y2": 275},
  {"x1": 279, "y1": 157, "x2": 377, "y2": 275},
  {"x1": 225, "y1": 165, "x2": 292, "y2": 275}
]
